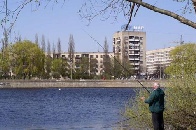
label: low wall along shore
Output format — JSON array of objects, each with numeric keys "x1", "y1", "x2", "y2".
[{"x1": 0, "y1": 80, "x2": 167, "y2": 88}]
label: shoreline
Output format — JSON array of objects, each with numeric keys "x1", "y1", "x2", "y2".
[{"x1": 0, "y1": 80, "x2": 167, "y2": 88}]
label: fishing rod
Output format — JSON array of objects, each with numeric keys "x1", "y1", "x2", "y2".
[{"x1": 83, "y1": 29, "x2": 150, "y2": 93}]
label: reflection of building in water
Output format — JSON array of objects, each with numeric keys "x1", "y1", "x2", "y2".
[
  {"x1": 113, "y1": 30, "x2": 146, "y2": 75},
  {"x1": 146, "y1": 47, "x2": 175, "y2": 75}
]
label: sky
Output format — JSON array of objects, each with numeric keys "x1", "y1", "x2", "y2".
[{"x1": 0, "y1": 0, "x2": 196, "y2": 52}]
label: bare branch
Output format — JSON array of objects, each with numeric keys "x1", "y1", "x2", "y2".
[
  {"x1": 193, "y1": 0, "x2": 196, "y2": 13},
  {"x1": 125, "y1": 3, "x2": 135, "y2": 30},
  {"x1": 126, "y1": 0, "x2": 196, "y2": 29}
]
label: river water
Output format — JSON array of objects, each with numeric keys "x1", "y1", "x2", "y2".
[{"x1": 0, "y1": 88, "x2": 136, "y2": 130}]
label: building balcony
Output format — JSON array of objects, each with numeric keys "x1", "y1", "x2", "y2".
[
  {"x1": 129, "y1": 39, "x2": 140, "y2": 42},
  {"x1": 129, "y1": 38, "x2": 134, "y2": 41},
  {"x1": 130, "y1": 43, "x2": 140, "y2": 46},
  {"x1": 134, "y1": 67, "x2": 140, "y2": 70},
  {"x1": 130, "y1": 63, "x2": 140, "y2": 65},
  {"x1": 129, "y1": 58, "x2": 140, "y2": 60},
  {"x1": 129, "y1": 53, "x2": 140, "y2": 55},
  {"x1": 129, "y1": 48, "x2": 140, "y2": 51}
]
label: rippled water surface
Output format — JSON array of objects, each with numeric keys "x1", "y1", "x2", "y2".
[{"x1": 0, "y1": 87, "x2": 136, "y2": 130}]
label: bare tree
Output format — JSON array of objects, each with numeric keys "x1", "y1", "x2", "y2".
[
  {"x1": 68, "y1": 34, "x2": 75, "y2": 62},
  {"x1": 1, "y1": 28, "x2": 9, "y2": 50},
  {"x1": 16, "y1": 35, "x2": 22, "y2": 42},
  {"x1": 57, "y1": 38, "x2": 61, "y2": 54},
  {"x1": 89, "y1": 58, "x2": 98, "y2": 77},
  {"x1": 35, "y1": 33, "x2": 39, "y2": 45},
  {"x1": 52, "y1": 42, "x2": 56, "y2": 58},
  {"x1": 103, "y1": 37, "x2": 109, "y2": 53},
  {"x1": 103, "y1": 37, "x2": 112, "y2": 79},
  {"x1": 68, "y1": 34, "x2": 75, "y2": 79},
  {"x1": 41, "y1": 34, "x2": 46, "y2": 52},
  {"x1": 47, "y1": 39, "x2": 51, "y2": 56}
]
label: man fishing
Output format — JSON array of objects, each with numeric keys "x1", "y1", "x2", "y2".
[{"x1": 141, "y1": 82, "x2": 165, "y2": 130}]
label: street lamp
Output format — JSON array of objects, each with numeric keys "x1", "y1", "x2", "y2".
[
  {"x1": 159, "y1": 66, "x2": 163, "y2": 79},
  {"x1": 160, "y1": 66, "x2": 161, "y2": 79},
  {"x1": 70, "y1": 57, "x2": 73, "y2": 80}
]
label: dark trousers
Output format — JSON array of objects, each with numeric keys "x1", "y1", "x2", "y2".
[{"x1": 152, "y1": 112, "x2": 164, "y2": 130}]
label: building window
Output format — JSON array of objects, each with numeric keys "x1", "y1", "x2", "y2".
[
  {"x1": 76, "y1": 55, "x2": 80, "y2": 58},
  {"x1": 135, "y1": 36, "x2": 139, "y2": 40},
  {"x1": 129, "y1": 36, "x2": 134, "y2": 39},
  {"x1": 124, "y1": 36, "x2": 128, "y2": 40},
  {"x1": 96, "y1": 55, "x2": 98, "y2": 58}
]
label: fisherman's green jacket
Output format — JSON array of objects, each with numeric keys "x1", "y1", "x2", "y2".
[{"x1": 145, "y1": 88, "x2": 165, "y2": 113}]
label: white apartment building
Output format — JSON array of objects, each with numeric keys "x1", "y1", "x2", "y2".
[
  {"x1": 146, "y1": 46, "x2": 175, "y2": 74},
  {"x1": 53, "y1": 52, "x2": 114, "y2": 75},
  {"x1": 113, "y1": 30, "x2": 146, "y2": 75}
]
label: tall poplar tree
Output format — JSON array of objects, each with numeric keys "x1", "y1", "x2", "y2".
[
  {"x1": 52, "y1": 42, "x2": 56, "y2": 58},
  {"x1": 47, "y1": 40, "x2": 51, "y2": 56},
  {"x1": 41, "y1": 35, "x2": 46, "y2": 52},
  {"x1": 57, "y1": 38, "x2": 61, "y2": 55},
  {"x1": 35, "y1": 33, "x2": 39, "y2": 45},
  {"x1": 68, "y1": 34, "x2": 75, "y2": 61},
  {"x1": 68, "y1": 34, "x2": 75, "y2": 79},
  {"x1": 103, "y1": 37, "x2": 111, "y2": 79}
]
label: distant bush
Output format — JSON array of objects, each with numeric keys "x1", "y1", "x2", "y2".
[{"x1": 52, "y1": 72, "x2": 61, "y2": 79}]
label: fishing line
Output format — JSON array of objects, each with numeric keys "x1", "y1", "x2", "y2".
[{"x1": 82, "y1": 29, "x2": 150, "y2": 93}]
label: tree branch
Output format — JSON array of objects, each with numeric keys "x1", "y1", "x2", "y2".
[
  {"x1": 126, "y1": 0, "x2": 196, "y2": 29},
  {"x1": 193, "y1": 0, "x2": 196, "y2": 13}
]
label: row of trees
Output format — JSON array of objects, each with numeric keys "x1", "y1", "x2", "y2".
[{"x1": 0, "y1": 38, "x2": 134, "y2": 80}]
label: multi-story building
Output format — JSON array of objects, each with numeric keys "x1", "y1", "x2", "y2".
[
  {"x1": 53, "y1": 52, "x2": 114, "y2": 75},
  {"x1": 113, "y1": 30, "x2": 146, "y2": 75},
  {"x1": 146, "y1": 46, "x2": 175, "y2": 75}
]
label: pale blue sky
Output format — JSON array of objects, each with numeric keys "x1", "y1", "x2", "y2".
[{"x1": 1, "y1": 0, "x2": 196, "y2": 52}]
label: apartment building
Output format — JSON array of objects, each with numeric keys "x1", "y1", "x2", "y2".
[
  {"x1": 53, "y1": 52, "x2": 114, "y2": 75},
  {"x1": 146, "y1": 46, "x2": 175, "y2": 74},
  {"x1": 113, "y1": 30, "x2": 146, "y2": 75}
]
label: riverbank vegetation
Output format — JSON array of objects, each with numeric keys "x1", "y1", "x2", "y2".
[{"x1": 123, "y1": 44, "x2": 196, "y2": 130}]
